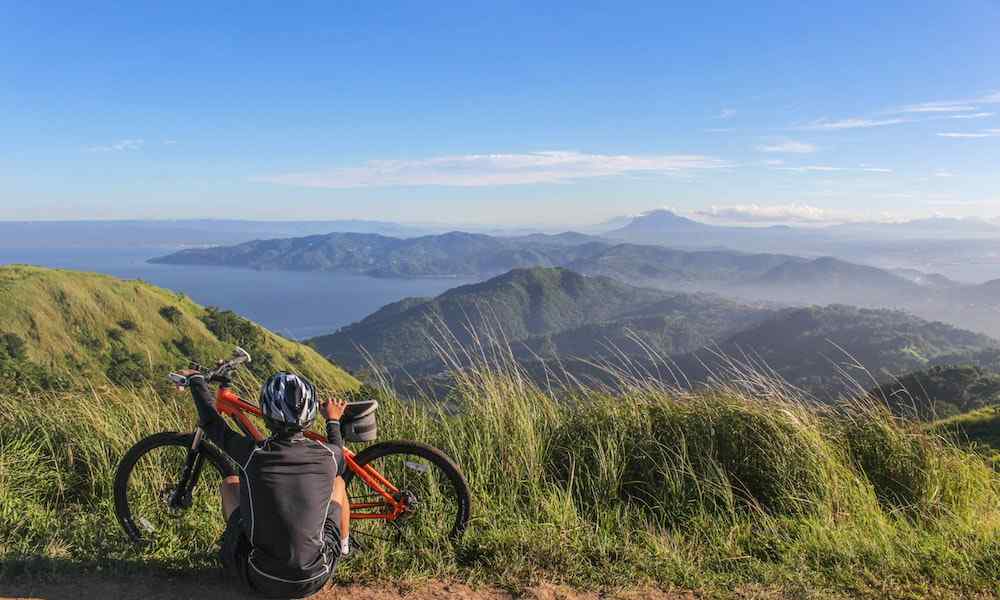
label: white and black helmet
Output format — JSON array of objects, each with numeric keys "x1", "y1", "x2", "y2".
[{"x1": 260, "y1": 372, "x2": 318, "y2": 431}]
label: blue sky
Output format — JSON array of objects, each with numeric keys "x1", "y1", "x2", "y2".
[{"x1": 1, "y1": 1, "x2": 998, "y2": 226}]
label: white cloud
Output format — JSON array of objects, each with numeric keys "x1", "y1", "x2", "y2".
[
  {"x1": 257, "y1": 151, "x2": 730, "y2": 189},
  {"x1": 934, "y1": 171, "x2": 955, "y2": 177},
  {"x1": 695, "y1": 203, "x2": 849, "y2": 224},
  {"x1": 946, "y1": 112, "x2": 994, "y2": 119},
  {"x1": 756, "y1": 140, "x2": 816, "y2": 153},
  {"x1": 896, "y1": 102, "x2": 978, "y2": 114},
  {"x1": 797, "y1": 117, "x2": 908, "y2": 131},
  {"x1": 717, "y1": 108, "x2": 736, "y2": 119},
  {"x1": 774, "y1": 165, "x2": 892, "y2": 173},
  {"x1": 937, "y1": 129, "x2": 1000, "y2": 138},
  {"x1": 777, "y1": 165, "x2": 844, "y2": 172},
  {"x1": 704, "y1": 127, "x2": 734, "y2": 133},
  {"x1": 86, "y1": 139, "x2": 144, "y2": 152}
]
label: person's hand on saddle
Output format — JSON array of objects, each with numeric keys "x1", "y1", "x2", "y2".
[{"x1": 322, "y1": 396, "x2": 347, "y2": 422}]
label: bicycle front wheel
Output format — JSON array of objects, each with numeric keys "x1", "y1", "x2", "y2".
[
  {"x1": 343, "y1": 440, "x2": 471, "y2": 549},
  {"x1": 113, "y1": 431, "x2": 230, "y2": 548}
]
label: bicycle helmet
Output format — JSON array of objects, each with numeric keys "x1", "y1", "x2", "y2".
[{"x1": 259, "y1": 372, "x2": 318, "y2": 432}]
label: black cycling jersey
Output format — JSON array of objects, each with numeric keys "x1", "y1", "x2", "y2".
[{"x1": 189, "y1": 375, "x2": 345, "y2": 588}]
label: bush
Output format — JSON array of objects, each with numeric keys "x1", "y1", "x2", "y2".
[
  {"x1": 0, "y1": 332, "x2": 27, "y2": 360},
  {"x1": 158, "y1": 305, "x2": 182, "y2": 324},
  {"x1": 172, "y1": 335, "x2": 197, "y2": 358},
  {"x1": 201, "y1": 307, "x2": 274, "y2": 377},
  {"x1": 116, "y1": 319, "x2": 138, "y2": 331},
  {"x1": 104, "y1": 344, "x2": 148, "y2": 386}
]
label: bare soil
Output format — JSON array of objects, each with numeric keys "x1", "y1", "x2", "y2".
[{"x1": 0, "y1": 575, "x2": 698, "y2": 600}]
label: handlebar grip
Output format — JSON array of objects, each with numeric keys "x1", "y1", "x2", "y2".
[{"x1": 168, "y1": 372, "x2": 190, "y2": 387}]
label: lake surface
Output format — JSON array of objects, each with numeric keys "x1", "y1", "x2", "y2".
[{"x1": 0, "y1": 248, "x2": 476, "y2": 339}]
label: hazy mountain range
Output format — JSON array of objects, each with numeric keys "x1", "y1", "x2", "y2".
[
  {"x1": 307, "y1": 267, "x2": 998, "y2": 398},
  {"x1": 150, "y1": 226, "x2": 1000, "y2": 338}
]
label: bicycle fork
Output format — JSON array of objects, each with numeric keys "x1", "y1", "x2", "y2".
[{"x1": 168, "y1": 428, "x2": 208, "y2": 511}]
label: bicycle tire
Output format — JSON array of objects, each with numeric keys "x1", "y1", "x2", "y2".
[
  {"x1": 342, "y1": 440, "x2": 471, "y2": 542},
  {"x1": 113, "y1": 431, "x2": 229, "y2": 546}
]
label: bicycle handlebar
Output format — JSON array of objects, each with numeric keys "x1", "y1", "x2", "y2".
[{"x1": 169, "y1": 346, "x2": 252, "y2": 387}]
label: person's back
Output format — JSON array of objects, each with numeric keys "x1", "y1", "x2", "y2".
[
  {"x1": 242, "y1": 435, "x2": 339, "y2": 587},
  {"x1": 181, "y1": 369, "x2": 351, "y2": 598}
]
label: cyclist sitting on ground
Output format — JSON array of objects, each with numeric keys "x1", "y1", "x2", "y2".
[{"x1": 177, "y1": 369, "x2": 351, "y2": 598}]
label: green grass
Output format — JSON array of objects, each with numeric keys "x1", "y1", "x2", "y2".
[
  {"x1": 0, "y1": 264, "x2": 357, "y2": 391},
  {"x1": 932, "y1": 406, "x2": 1000, "y2": 469},
  {"x1": 2, "y1": 354, "x2": 998, "y2": 599}
]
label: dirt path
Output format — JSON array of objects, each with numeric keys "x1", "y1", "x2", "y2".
[{"x1": 1, "y1": 575, "x2": 697, "y2": 600}]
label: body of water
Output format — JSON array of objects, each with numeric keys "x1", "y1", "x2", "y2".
[{"x1": 0, "y1": 248, "x2": 476, "y2": 339}]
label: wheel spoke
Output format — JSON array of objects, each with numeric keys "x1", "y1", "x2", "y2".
[
  {"x1": 345, "y1": 444, "x2": 468, "y2": 553},
  {"x1": 120, "y1": 437, "x2": 225, "y2": 549}
]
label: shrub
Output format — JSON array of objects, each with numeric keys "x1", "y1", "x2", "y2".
[
  {"x1": 172, "y1": 335, "x2": 197, "y2": 358},
  {"x1": 116, "y1": 319, "x2": 138, "y2": 331},
  {"x1": 0, "y1": 332, "x2": 27, "y2": 360},
  {"x1": 105, "y1": 344, "x2": 148, "y2": 386},
  {"x1": 158, "y1": 305, "x2": 182, "y2": 324},
  {"x1": 201, "y1": 307, "x2": 274, "y2": 377}
]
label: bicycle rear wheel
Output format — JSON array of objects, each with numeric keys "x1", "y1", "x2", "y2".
[
  {"x1": 342, "y1": 440, "x2": 471, "y2": 549},
  {"x1": 114, "y1": 431, "x2": 230, "y2": 547}
]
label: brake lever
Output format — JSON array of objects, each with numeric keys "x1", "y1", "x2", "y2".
[{"x1": 168, "y1": 372, "x2": 190, "y2": 387}]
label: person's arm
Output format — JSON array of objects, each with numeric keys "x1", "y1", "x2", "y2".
[
  {"x1": 180, "y1": 371, "x2": 253, "y2": 463},
  {"x1": 322, "y1": 396, "x2": 348, "y2": 476}
]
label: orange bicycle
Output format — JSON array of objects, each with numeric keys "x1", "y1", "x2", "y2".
[{"x1": 113, "y1": 348, "x2": 471, "y2": 551}]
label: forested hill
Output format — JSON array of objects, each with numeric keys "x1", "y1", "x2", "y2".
[
  {"x1": 0, "y1": 265, "x2": 356, "y2": 391},
  {"x1": 150, "y1": 231, "x2": 610, "y2": 278},
  {"x1": 668, "y1": 305, "x2": 998, "y2": 397},
  {"x1": 870, "y1": 365, "x2": 1000, "y2": 420},
  {"x1": 307, "y1": 267, "x2": 771, "y2": 375},
  {"x1": 306, "y1": 265, "x2": 999, "y2": 398}
]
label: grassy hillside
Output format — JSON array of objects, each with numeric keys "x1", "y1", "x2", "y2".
[
  {"x1": 0, "y1": 265, "x2": 356, "y2": 391},
  {"x1": 933, "y1": 407, "x2": 1000, "y2": 468},
  {"x1": 2, "y1": 354, "x2": 998, "y2": 598}
]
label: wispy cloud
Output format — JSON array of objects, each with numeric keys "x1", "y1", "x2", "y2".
[
  {"x1": 774, "y1": 165, "x2": 892, "y2": 173},
  {"x1": 796, "y1": 117, "x2": 908, "y2": 131},
  {"x1": 756, "y1": 140, "x2": 817, "y2": 153},
  {"x1": 896, "y1": 101, "x2": 978, "y2": 114},
  {"x1": 86, "y1": 139, "x2": 144, "y2": 152},
  {"x1": 258, "y1": 151, "x2": 730, "y2": 188},
  {"x1": 945, "y1": 112, "x2": 994, "y2": 119},
  {"x1": 717, "y1": 108, "x2": 736, "y2": 119},
  {"x1": 937, "y1": 129, "x2": 1000, "y2": 138},
  {"x1": 777, "y1": 165, "x2": 844, "y2": 172},
  {"x1": 792, "y1": 91, "x2": 999, "y2": 132},
  {"x1": 934, "y1": 171, "x2": 955, "y2": 177},
  {"x1": 695, "y1": 203, "x2": 849, "y2": 224}
]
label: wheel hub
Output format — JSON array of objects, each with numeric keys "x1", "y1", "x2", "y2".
[
  {"x1": 162, "y1": 485, "x2": 192, "y2": 516},
  {"x1": 394, "y1": 489, "x2": 419, "y2": 518}
]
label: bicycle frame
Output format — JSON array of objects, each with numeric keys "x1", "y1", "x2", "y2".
[{"x1": 213, "y1": 386, "x2": 407, "y2": 523}]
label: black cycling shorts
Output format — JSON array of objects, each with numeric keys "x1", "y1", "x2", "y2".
[{"x1": 219, "y1": 506, "x2": 341, "y2": 599}]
